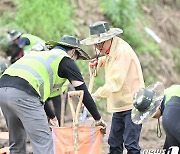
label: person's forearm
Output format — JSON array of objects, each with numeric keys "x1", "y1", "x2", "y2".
[
  {"x1": 44, "y1": 101, "x2": 55, "y2": 119},
  {"x1": 75, "y1": 83, "x2": 101, "y2": 120}
]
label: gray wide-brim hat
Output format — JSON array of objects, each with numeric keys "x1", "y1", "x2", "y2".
[
  {"x1": 131, "y1": 81, "x2": 165, "y2": 125},
  {"x1": 46, "y1": 35, "x2": 90, "y2": 60},
  {"x1": 80, "y1": 21, "x2": 123, "y2": 45},
  {"x1": 7, "y1": 30, "x2": 22, "y2": 41}
]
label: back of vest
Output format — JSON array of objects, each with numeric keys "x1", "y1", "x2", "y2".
[
  {"x1": 21, "y1": 34, "x2": 46, "y2": 54},
  {"x1": 165, "y1": 85, "x2": 180, "y2": 105},
  {"x1": 3, "y1": 49, "x2": 68, "y2": 102}
]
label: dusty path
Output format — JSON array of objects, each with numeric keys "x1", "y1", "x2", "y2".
[
  {"x1": 0, "y1": 112, "x2": 165, "y2": 153},
  {"x1": 0, "y1": 0, "x2": 175, "y2": 153},
  {"x1": 101, "y1": 114, "x2": 165, "y2": 153}
]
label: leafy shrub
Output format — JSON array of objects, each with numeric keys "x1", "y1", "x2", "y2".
[
  {"x1": 99, "y1": 0, "x2": 160, "y2": 54},
  {"x1": 173, "y1": 48, "x2": 180, "y2": 71},
  {"x1": 1, "y1": 0, "x2": 75, "y2": 41}
]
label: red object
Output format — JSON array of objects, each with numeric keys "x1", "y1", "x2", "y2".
[
  {"x1": 89, "y1": 58, "x2": 98, "y2": 69},
  {"x1": 17, "y1": 50, "x2": 23, "y2": 59},
  {"x1": 105, "y1": 42, "x2": 112, "y2": 55}
]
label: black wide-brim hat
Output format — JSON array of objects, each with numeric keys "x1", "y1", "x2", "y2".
[
  {"x1": 131, "y1": 81, "x2": 165, "y2": 125},
  {"x1": 46, "y1": 35, "x2": 90, "y2": 60}
]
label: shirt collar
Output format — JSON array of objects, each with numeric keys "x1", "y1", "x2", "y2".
[
  {"x1": 106, "y1": 37, "x2": 118, "y2": 58},
  {"x1": 105, "y1": 43, "x2": 112, "y2": 55}
]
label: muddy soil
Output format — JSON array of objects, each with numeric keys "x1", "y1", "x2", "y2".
[
  {"x1": 0, "y1": 112, "x2": 166, "y2": 153},
  {"x1": 0, "y1": 0, "x2": 178, "y2": 153}
]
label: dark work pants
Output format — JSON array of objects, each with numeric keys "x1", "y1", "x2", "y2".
[
  {"x1": 162, "y1": 96, "x2": 180, "y2": 151},
  {"x1": 108, "y1": 110, "x2": 142, "y2": 154}
]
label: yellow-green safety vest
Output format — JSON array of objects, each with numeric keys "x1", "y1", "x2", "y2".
[
  {"x1": 21, "y1": 34, "x2": 46, "y2": 54},
  {"x1": 49, "y1": 80, "x2": 70, "y2": 98},
  {"x1": 3, "y1": 49, "x2": 69, "y2": 102},
  {"x1": 164, "y1": 84, "x2": 180, "y2": 105}
]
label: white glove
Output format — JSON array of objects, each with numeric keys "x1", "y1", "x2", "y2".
[
  {"x1": 7, "y1": 56, "x2": 11, "y2": 61},
  {"x1": 95, "y1": 118, "x2": 107, "y2": 134},
  {"x1": 91, "y1": 93, "x2": 99, "y2": 102},
  {"x1": 49, "y1": 117, "x2": 59, "y2": 127}
]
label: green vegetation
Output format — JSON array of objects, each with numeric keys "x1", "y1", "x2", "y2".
[
  {"x1": 99, "y1": 0, "x2": 160, "y2": 55},
  {"x1": 173, "y1": 48, "x2": 180, "y2": 71},
  {"x1": 99, "y1": 0, "x2": 161, "y2": 85},
  {"x1": 0, "y1": 0, "x2": 179, "y2": 111},
  {"x1": 1, "y1": 0, "x2": 75, "y2": 41}
]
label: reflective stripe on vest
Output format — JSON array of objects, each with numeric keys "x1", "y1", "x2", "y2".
[
  {"x1": 4, "y1": 49, "x2": 69, "y2": 101},
  {"x1": 11, "y1": 63, "x2": 45, "y2": 98},
  {"x1": 23, "y1": 55, "x2": 54, "y2": 92},
  {"x1": 53, "y1": 82, "x2": 64, "y2": 89},
  {"x1": 49, "y1": 80, "x2": 69, "y2": 98}
]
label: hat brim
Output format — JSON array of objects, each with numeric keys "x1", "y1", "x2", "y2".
[
  {"x1": 75, "y1": 48, "x2": 90, "y2": 60},
  {"x1": 46, "y1": 40, "x2": 78, "y2": 49},
  {"x1": 45, "y1": 40, "x2": 90, "y2": 60},
  {"x1": 131, "y1": 82, "x2": 165, "y2": 125},
  {"x1": 80, "y1": 28, "x2": 123, "y2": 45},
  {"x1": 11, "y1": 32, "x2": 22, "y2": 41}
]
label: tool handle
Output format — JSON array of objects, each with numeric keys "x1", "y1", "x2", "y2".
[
  {"x1": 60, "y1": 92, "x2": 66, "y2": 127},
  {"x1": 68, "y1": 90, "x2": 84, "y2": 125},
  {"x1": 68, "y1": 90, "x2": 84, "y2": 151}
]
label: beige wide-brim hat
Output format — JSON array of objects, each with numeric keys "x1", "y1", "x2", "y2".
[
  {"x1": 46, "y1": 35, "x2": 90, "y2": 60},
  {"x1": 131, "y1": 81, "x2": 165, "y2": 125},
  {"x1": 80, "y1": 21, "x2": 123, "y2": 45}
]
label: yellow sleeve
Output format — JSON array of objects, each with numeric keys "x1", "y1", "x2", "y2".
[{"x1": 93, "y1": 48, "x2": 132, "y2": 100}]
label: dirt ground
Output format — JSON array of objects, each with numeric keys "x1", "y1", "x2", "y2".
[
  {"x1": 0, "y1": 110, "x2": 166, "y2": 153},
  {"x1": 103, "y1": 115, "x2": 165, "y2": 153},
  {"x1": 0, "y1": 0, "x2": 177, "y2": 153}
]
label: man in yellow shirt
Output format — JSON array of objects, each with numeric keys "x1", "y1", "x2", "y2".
[{"x1": 81, "y1": 21, "x2": 144, "y2": 154}]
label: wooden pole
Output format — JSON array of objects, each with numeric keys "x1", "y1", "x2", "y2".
[
  {"x1": 60, "y1": 92, "x2": 66, "y2": 127},
  {"x1": 81, "y1": 63, "x2": 101, "y2": 122},
  {"x1": 68, "y1": 90, "x2": 84, "y2": 152}
]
